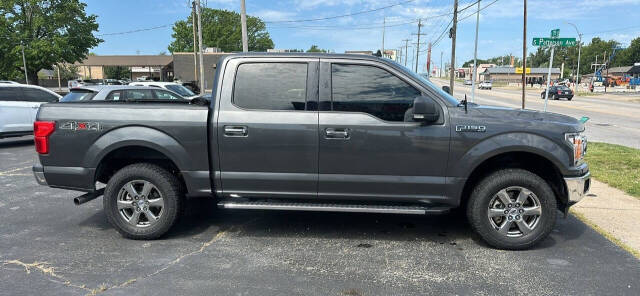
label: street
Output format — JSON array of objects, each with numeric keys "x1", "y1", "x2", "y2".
[
  {"x1": 431, "y1": 78, "x2": 640, "y2": 149},
  {"x1": 1, "y1": 136, "x2": 639, "y2": 295}
]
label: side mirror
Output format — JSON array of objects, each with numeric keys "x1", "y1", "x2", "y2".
[
  {"x1": 412, "y1": 96, "x2": 439, "y2": 123},
  {"x1": 441, "y1": 85, "x2": 451, "y2": 95}
]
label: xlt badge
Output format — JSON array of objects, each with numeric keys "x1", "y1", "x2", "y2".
[{"x1": 456, "y1": 125, "x2": 486, "y2": 132}]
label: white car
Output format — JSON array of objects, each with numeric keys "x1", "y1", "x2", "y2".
[
  {"x1": 128, "y1": 81, "x2": 198, "y2": 99},
  {"x1": 0, "y1": 84, "x2": 61, "y2": 138},
  {"x1": 478, "y1": 81, "x2": 492, "y2": 90}
]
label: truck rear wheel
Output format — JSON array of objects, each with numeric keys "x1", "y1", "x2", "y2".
[
  {"x1": 466, "y1": 169, "x2": 557, "y2": 250},
  {"x1": 104, "y1": 163, "x2": 184, "y2": 240}
]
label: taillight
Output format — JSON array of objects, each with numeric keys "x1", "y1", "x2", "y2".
[
  {"x1": 557, "y1": 90, "x2": 562, "y2": 94},
  {"x1": 34, "y1": 121, "x2": 55, "y2": 154}
]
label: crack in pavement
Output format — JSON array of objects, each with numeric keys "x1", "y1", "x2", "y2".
[
  {"x1": 2, "y1": 216, "x2": 259, "y2": 295},
  {"x1": 2, "y1": 259, "x2": 93, "y2": 293},
  {"x1": 2, "y1": 228, "x2": 231, "y2": 296}
]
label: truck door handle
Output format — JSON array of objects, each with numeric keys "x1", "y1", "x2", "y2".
[
  {"x1": 325, "y1": 128, "x2": 349, "y2": 139},
  {"x1": 224, "y1": 125, "x2": 248, "y2": 137}
]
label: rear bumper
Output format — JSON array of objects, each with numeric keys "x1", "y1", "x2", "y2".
[
  {"x1": 33, "y1": 164, "x2": 95, "y2": 192},
  {"x1": 33, "y1": 164, "x2": 47, "y2": 185},
  {"x1": 565, "y1": 172, "x2": 590, "y2": 205}
]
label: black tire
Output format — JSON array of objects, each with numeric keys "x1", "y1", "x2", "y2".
[
  {"x1": 466, "y1": 169, "x2": 557, "y2": 250},
  {"x1": 104, "y1": 163, "x2": 184, "y2": 240},
  {"x1": 568, "y1": 96, "x2": 573, "y2": 101},
  {"x1": 541, "y1": 94, "x2": 545, "y2": 99}
]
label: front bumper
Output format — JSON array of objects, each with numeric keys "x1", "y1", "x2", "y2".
[{"x1": 564, "y1": 172, "x2": 590, "y2": 205}]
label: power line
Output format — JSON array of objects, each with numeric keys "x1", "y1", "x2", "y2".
[
  {"x1": 458, "y1": 0, "x2": 498, "y2": 22},
  {"x1": 264, "y1": 0, "x2": 416, "y2": 23},
  {"x1": 96, "y1": 24, "x2": 173, "y2": 36}
]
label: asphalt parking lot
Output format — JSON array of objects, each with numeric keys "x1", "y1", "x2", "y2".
[{"x1": 1, "y1": 136, "x2": 639, "y2": 296}]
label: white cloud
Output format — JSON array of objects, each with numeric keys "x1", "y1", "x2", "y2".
[{"x1": 254, "y1": 9, "x2": 298, "y2": 22}]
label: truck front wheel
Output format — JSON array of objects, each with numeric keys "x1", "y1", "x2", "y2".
[
  {"x1": 104, "y1": 163, "x2": 184, "y2": 239},
  {"x1": 466, "y1": 169, "x2": 557, "y2": 250}
]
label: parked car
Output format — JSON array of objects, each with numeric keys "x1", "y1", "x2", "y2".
[
  {"x1": 0, "y1": 83, "x2": 61, "y2": 138},
  {"x1": 128, "y1": 81, "x2": 198, "y2": 99},
  {"x1": 541, "y1": 85, "x2": 574, "y2": 101},
  {"x1": 103, "y1": 79, "x2": 123, "y2": 85},
  {"x1": 478, "y1": 81, "x2": 492, "y2": 90},
  {"x1": 0, "y1": 80, "x2": 20, "y2": 84},
  {"x1": 68, "y1": 79, "x2": 102, "y2": 88},
  {"x1": 33, "y1": 53, "x2": 589, "y2": 250},
  {"x1": 181, "y1": 81, "x2": 200, "y2": 94},
  {"x1": 464, "y1": 79, "x2": 473, "y2": 85},
  {"x1": 60, "y1": 85, "x2": 186, "y2": 102}
]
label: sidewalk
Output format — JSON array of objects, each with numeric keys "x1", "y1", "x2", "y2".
[{"x1": 571, "y1": 179, "x2": 640, "y2": 257}]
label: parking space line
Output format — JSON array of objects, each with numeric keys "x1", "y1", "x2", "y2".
[{"x1": 0, "y1": 166, "x2": 31, "y2": 177}]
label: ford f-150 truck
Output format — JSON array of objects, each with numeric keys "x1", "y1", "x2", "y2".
[{"x1": 32, "y1": 53, "x2": 590, "y2": 249}]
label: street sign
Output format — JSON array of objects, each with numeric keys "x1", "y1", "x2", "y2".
[
  {"x1": 532, "y1": 37, "x2": 577, "y2": 47},
  {"x1": 515, "y1": 67, "x2": 531, "y2": 74},
  {"x1": 550, "y1": 29, "x2": 560, "y2": 39}
]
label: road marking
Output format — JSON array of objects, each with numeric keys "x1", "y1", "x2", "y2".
[{"x1": 0, "y1": 166, "x2": 31, "y2": 176}]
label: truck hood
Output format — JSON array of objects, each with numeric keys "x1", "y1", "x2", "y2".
[{"x1": 471, "y1": 105, "x2": 584, "y2": 133}]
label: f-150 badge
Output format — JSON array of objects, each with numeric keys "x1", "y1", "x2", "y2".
[
  {"x1": 456, "y1": 125, "x2": 486, "y2": 132},
  {"x1": 60, "y1": 121, "x2": 100, "y2": 131}
]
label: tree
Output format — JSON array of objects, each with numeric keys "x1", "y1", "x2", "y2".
[
  {"x1": 0, "y1": 0, "x2": 102, "y2": 84},
  {"x1": 168, "y1": 8, "x2": 273, "y2": 53},
  {"x1": 104, "y1": 66, "x2": 131, "y2": 80},
  {"x1": 306, "y1": 45, "x2": 327, "y2": 53},
  {"x1": 613, "y1": 37, "x2": 640, "y2": 67},
  {"x1": 55, "y1": 64, "x2": 79, "y2": 79}
]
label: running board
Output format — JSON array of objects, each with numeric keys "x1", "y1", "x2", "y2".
[{"x1": 217, "y1": 200, "x2": 449, "y2": 215}]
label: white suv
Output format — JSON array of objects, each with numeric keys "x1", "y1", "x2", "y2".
[
  {"x1": 0, "y1": 84, "x2": 61, "y2": 138},
  {"x1": 128, "y1": 81, "x2": 198, "y2": 99}
]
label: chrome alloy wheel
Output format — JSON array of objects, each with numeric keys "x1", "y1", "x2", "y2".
[
  {"x1": 487, "y1": 186, "x2": 542, "y2": 237},
  {"x1": 117, "y1": 180, "x2": 164, "y2": 228}
]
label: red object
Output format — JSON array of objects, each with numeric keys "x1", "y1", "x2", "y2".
[
  {"x1": 34, "y1": 121, "x2": 55, "y2": 154},
  {"x1": 557, "y1": 90, "x2": 562, "y2": 94}
]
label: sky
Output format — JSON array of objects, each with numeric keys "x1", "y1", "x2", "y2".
[{"x1": 85, "y1": 0, "x2": 640, "y2": 71}]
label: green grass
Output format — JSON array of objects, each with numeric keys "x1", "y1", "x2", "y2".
[{"x1": 585, "y1": 142, "x2": 640, "y2": 198}]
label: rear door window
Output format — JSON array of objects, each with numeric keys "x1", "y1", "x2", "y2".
[
  {"x1": 22, "y1": 88, "x2": 58, "y2": 102},
  {"x1": 233, "y1": 63, "x2": 308, "y2": 111},
  {"x1": 0, "y1": 87, "x2": 23, "y2": 101},
  {"x1": 153, "y1": 89, "x2": 183, "y2": 100},
  {"x1": 105, "y1": 90, "x2": 124, "y2": 101},
  {"x1": 125, "y1": 89, "x2": 154, "y2": 100}
]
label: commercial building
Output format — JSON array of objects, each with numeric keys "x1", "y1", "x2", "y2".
[
  {"x1": 480, "y1": 67, "x2": 561, "y2": 84},
  {"x1": 74, "y1": 55, "x2": 174, "y2": 81}
]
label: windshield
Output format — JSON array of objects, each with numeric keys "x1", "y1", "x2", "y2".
[
  {"x1": 391, "y1": 61, "x2": 459, "y2": 105},
  {"x1": 61, "y1": 90, "x2": 97, "y2": 102},
  {"x1": 166, "y1": 84, "x2": 195, "y2": 97}
]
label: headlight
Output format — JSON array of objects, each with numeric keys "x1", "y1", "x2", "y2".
[{"x1": 565, "y1": 132, "x2": 587, "y2": 165}]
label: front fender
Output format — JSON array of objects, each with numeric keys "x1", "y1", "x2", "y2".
[
  {"x1": 84, "y1": 126, "x2": 190, "y2": 170},
  {"x1": 450, "y1": 132, "x2": 571, "y2": 179}
]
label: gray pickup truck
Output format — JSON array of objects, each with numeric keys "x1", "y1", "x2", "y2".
[{"x1": 32, "y1": 53, "x2": 590, "y2": 249}]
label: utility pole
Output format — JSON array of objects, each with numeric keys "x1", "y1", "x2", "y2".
[
  {"x1": 470, "y1": 0, "x2": 480, "y2": 103},
  {"x1": 521, "y1": 0, "x2": 527, "y2": 109},
  {"x1": 412, "y1": 19, "x2": 425, "y2": 73},
  {"x1": 440, "y1": 51, "x2": 443, "y2": 78},
  {"x1": 21, "y1": 41, "x2": 28, "y2": 84},
  {"x1": 567, "y1": 22, "x2": 582, "y2": 91},
  {"x1": 191, "y1": 1, "x2": 199, "y2": 85},
  {"x1": 195, "y1": 0, "x2": 205, "y2": 93},
  {"x1": 449, "y1": 0, "x2": 458, "y2": 94},
  {"x1": 56, "y1": 64, "x2": 61, "y2": 91},
  {"x1": 240, "y1": 0, "x2": 248, "y2": 52},
  {"x1": 402, "y1": 39, "x2": 410, "y2": 67},
  {"x1": 426, "y1": 42, "x2": 432, "y2": 78},
  {"x1": 381, "y1": 16, "x2": 386, "y2": 58}
]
